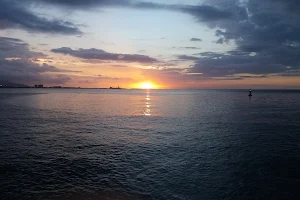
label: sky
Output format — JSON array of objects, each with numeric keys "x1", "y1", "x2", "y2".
[{"x1": 0, "y1": 0, "x2": 300, "y2": 89}]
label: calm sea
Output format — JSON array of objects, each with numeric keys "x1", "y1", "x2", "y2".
[{"x1": 0, "y1": 89, "x2": 299, "y2": 200}]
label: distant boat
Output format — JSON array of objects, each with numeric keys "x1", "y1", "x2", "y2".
[
  {"x1": 109, "y1": 86, "x2": 122, "y2": 89},
  {"x1": 248, "y1": 89, "x2": 252, "y2": 97}
]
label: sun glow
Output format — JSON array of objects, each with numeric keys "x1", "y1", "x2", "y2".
[
  {"x1": 130, "y1": 81, "x2": 161, "y2": 89},
  {"x1": 140, "y1": 82, "x2": 154, "y2": 89}
]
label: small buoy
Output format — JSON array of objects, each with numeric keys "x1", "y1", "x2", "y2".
[{"x1": 248, "y1": 89, "x2": 252, "y2": 97}]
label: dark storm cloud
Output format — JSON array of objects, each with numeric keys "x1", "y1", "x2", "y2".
[
  {"x1": 0, "y1": 37, "x2": 78, "y2": 85},
  {"x1": 178, "y1": 0, "x2": 300, "y2": 78},
  {"x1": 51, "y1": 47, "x2": 159, "y2": 63},
  {"x1": 189, "y1": 53, "x2": 288, "y2": 77},
  {"x1": 0, "y1": 0, "x2": 81, "y2": 34}
]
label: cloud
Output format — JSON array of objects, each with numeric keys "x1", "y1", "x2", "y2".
[
  {"x1": 177, "y1": 55, "x2": 200, "y2": 61},
  {"x1": 94, "y1": 74, "x2": 133, "y2": 81},
  {"x1": 51, "y1": 47, "x2": 159, "y2": 63},
  {"x1": 177, "y1": 5, "x2": 233, "y2": 22},
  {"x1": 110, "y1": 64, "x2": 128, "y2": 68},
  {"x1": 190, "y1": 38, "x2": 202, "y2": 42},
  {"x1": 0, "y1": 36, "x2": 78, "y2": 85},
  {"x1": 0, "y1": 0, "x2": 238, "y2": 41},
  {"x1": 129, "y1": 2, "x2": 233, "y2": 22},
  {"x1": 24, "y1": 0, "x2": 234, "y2": 23},
  {"x1": 0, "y1": 0, "x2": 81, "y2": 35},
  {"x1": 0, "y1": 59, "x2": 74, "y2": 85},
  {"x1": 76, "y1": 74, "x2": 134, "y2": 86},
  {"x1": 133, "y1": 37, "x2": 166, "y2": 41},
  {"x1": 0, "y1": 0, "x2": 242, "y2": 35},
  {"x1": 272, "y1": 69, "x2": 300, "y2": 77},
  {"x1": 172, "y1": 46, "x2": 201, "y2": 50},
  {"x1": 0, "y1": 37, "x2": 46, "y2": 59},
  {"x1": 187, "y1": 50, "x2": 294, "y2": 77},
  {"x1": 3, "y1": 0, "x2": 300, "y2": 85},
  {"x1": 169, "y1": 0, "x2": 300, "y2": 79},
  {"x1": 28, "y1": 0, "x2": 129, "y2": 8},
  {"x1": 182, "y1": 47, "x2": 201, "y2": 50},
  {"x1": 36, "y1": 0, "x2": 300, "y2": 83}
]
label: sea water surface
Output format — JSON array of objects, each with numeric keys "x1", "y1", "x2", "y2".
[{"x1": 0, "y1": 89, "x2": 299, "y2": 200}]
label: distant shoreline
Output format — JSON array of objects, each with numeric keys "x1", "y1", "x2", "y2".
[
  {"x1": 0, "y1": 87, "x2": 121, "y2": 89},
  {"x1": 1, "y1": 87, "x2": 300, "y2": 91}
]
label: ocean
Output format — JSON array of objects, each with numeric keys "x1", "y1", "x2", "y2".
[{"x1": 0, "y1": 89, "x2": 299, "y2": 200}]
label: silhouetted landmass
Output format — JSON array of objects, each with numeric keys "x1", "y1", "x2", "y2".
[
  {"x1": 0, "y1": 81, "x2": 30, "y2": 88},
  {"x1": 109, "y1": 86, "x2": 122, "y2": 89},
  {"x1": 0, "y1": 81, "x2": 122, "y2": 89},
  {"x1": 0, "y1": 80, "x2": 127, "y2": 89}
]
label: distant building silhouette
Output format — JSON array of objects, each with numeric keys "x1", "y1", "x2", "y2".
[{"x1": 34, "y1": 85, "x2": 44, "y2": 88}]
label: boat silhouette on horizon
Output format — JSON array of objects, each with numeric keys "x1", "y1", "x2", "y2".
[{"x1": 109, "y1": 86, "x2": 122, "y2": 89}]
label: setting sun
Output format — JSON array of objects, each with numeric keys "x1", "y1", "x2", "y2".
[
  {"x1": 140, "y1": 82, "x2": 154, "y2": 89},
  {"x1": 129, "y1": 81, "x2": 161, "y2": 89}
]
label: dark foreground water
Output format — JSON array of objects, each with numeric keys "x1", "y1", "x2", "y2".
[{"x1": 0, "y1": 89, "x2": 299, "y2": 200}]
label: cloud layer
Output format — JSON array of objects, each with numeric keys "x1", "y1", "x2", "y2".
[
  {"x1": 24, "y1": 0, "x2": 234, "y2": 23},
  {"x1": 0, "y1": 0, "x2": 81, "y2": 35},
  {"x1": 0, "y1": 37, "x2": 78, "y2": 85},
  {"x1": 179, "y1": 0, "x2": 300, "y2": 79},
  {"x1": 51, "y1": 47, "x2": 159, "y2": 63},
  {"x1": 190, "y1": 38, "x2": 202, "y2": 42},
  {"x1": 0, "y1": 0, "x2": 244, "y2": 35},
  {"x1": 1, "y1": 0, "x2": 300, "y2": 88}
]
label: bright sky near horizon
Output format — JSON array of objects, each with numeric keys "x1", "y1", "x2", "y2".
[{"x1": 1, "y1": 0, "x2": 300, "y2": 89}]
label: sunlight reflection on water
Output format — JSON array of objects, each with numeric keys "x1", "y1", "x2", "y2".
[{"x1": 144, "y1": 90, "x2": 151, "y2": 116}]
